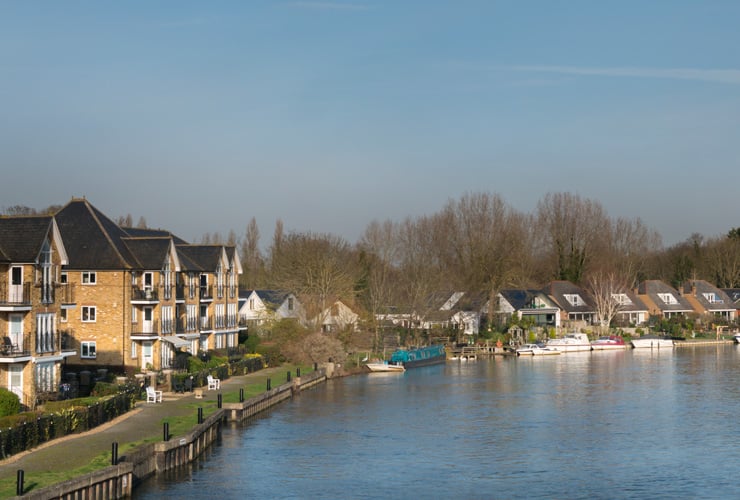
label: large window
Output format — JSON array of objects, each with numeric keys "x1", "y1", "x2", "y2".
[
  {"x1": 36, "y1": 313, "x2": 55, "y2": 353},
  {"x1": 82, "y1": 272, "x2": 97, "y2": 285},
  {"x1": 81, "y1": 341, "x2": 96, "y2": 359},
  {"x1": 35, "y1": 362, "x2": 56, "y2": 393},
  {"x1": 82, "y1": 306, "x2": 96, "y2": 322}
]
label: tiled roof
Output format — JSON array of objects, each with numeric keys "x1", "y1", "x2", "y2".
[
  {"x1": 637, "y1": 280, "x2": 694, "y2": 312},
  {"x1": 543, "y1": 280, "x2": 595, "y2": 313},
  {"x1": 0, "y1": 216, "x2": 53, "y2": 262},
  {"x1": 54, "y1": 198, "x2": 138, "y2": 269},
  {"x1": 176, "y1": 245, "x2": 223, "y2": 271},
  {"x1": 680, "y1": 280, "x2": 735, "y2": 312},
  {"x1": 122, "y1": 238, "x2": 173, "y2": 270},
  {"x1": 123, "y1": 227, "x2": 188, "y2": 245}
]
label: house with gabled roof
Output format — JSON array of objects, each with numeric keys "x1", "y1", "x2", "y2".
[
  {"x1": 176, "y1": 244, "x2": 242, "y2": 353},
  {"x1": 543, "y1": 281, "x2": 597, "y2": 326},
  {"x1": 497, "y1": 289, "x2": 561, "y2": 328},
  {"x1": 610, "y1": 289, "x2": 649, "y2": 326},
  {"x1": 636, "y1": 280, "x2": 694, "y2": 319},
  {"x1": 0, "y1": 215, "x2": 76, "y2": 407},
  {"x1": 721, "y1": 288, "x2": 740, "y2": 319},
  {"x1": 239, "y1": 289, "x2": 304, "y2": 326},
  {"x1": 314, "y1": 299, "x2": 360, "y2": 333},
  {"x1": 450, "y1": 291, "x2": 489, "y2": 336},
  {"x1": 679, "y1": 280, "x2": 736, "y2": 322}
]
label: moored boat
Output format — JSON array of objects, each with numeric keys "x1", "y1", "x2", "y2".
[
  {"x1": 630, "y1": 335, "x2": 674, "y2": 349},
  {"x1": 365, "y1": 361, "x2": 406, "y2": 373},
  {"x1": 516, "y1": 343, "x2": 561, "y2": 356},
  {"x1": 390, "y1": 345, "x2": 446, "y2": 368},
  {"x1": 591, "y1": 335, "x2": 629, "y2": 350},
  {"x1": 545, "y1": 332, "x2": 592, "y2": 352}
]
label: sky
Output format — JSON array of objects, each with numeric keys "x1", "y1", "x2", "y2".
[{"x1": 2, "y1": 1, "x2": 739, "y2": 247}]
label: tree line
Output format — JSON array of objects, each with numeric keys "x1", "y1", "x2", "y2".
[{"x1": 6, "y1": 192, "x2": 740, "y2": 325}]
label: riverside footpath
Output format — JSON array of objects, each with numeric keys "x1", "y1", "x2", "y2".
[{"x1": 0, "y1": 365, "x2": 315, "y2": 497}]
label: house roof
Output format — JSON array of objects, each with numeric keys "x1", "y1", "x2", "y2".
[
  {"x1": 615, "y1": 289, "x2": 649, "y2": 312},
  {"x1": 637, "y1": 280, "x2": 694, "y2": 312},
  {"x1": 543, "y1": 280, "x2": 595, "y2": 313},
  {"x1": 122, "y1": 226, "x2": 188, "y2": 245},
  {"x1": 679, "y1": 280, "x2": 735, "y2": 312},
  {"x1": 499, "y1": 289, "x2": 557, "y2": 310},
  {"x1": 122, "y1": 237, "x2": 178, "y2": 271},
  {"x1": 176, "y1": 245, "x2": 224, "y2": 272},
  {"x1": 54, "y1": 198, "x2": 139, "y2": 270},
  {"x1": 0, "y1": 216, "x2": 54, "y2": 263},
  {"x1": 721, "y1": 288, "x2": 740, "y2": 305}
]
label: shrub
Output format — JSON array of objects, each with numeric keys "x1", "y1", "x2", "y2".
[
  {"x1": 90, "y1": 382, "x2": 119, "y2": 397},
  {"x1": 0, "y1": 388, "x2": 20, "y2": 417}
]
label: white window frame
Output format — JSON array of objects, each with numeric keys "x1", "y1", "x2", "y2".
[
  {"x1": 131, "y1": 341, "x2": 137, "y2": 359},
  {"x1": 612, "y1": 293, "x2": 632, "y2": 306},
  {"x1": 657, "y1": 293, "x2": 678, "y2": 305},
  {"x1": 82, "y1": 306, "x2": 96, "y2": 322},
  {"x1": 60, "y1": 308, "x2": 68, "y2": 323},
  {"x1": 81, "y1": 341, "x2": 97, "y2": 359},
  {"x1": 81, "y1": 271, "x2": 97, "y2": 285},
  {"x1": 564, "y1": 294, "x2": 584, "y2": 306}
]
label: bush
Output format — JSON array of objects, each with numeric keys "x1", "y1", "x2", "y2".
[
  {"x1": 90, "y1": 382, "x2": 119, "y2": 397},
  {"x1": 0, "y1": 388, "x2": 20, "y2": 417}
]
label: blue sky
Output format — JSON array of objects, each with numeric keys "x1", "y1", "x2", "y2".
[{"x1": 2, "y1": 1, "x2": 739, "y2": 246}]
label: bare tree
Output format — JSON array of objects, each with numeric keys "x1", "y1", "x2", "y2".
[
  {"x1": 358, "y1": 219, "x2": 401, "y2": 348},
  {"x1": 241, "y1": 217, "x2": 264, "y2": 289},
  {"x1": 535, "y1": 192, "x2": 610, "y2": 284},
  {"x1": 269, "y1": 232, "x2": 358, "y2": 330},
  {"x1": 586, "y1": 271, "x2": 627, "y2": 334},
  {"x1": 136, "y1": 216, "x2": 148, "y2": 229}
]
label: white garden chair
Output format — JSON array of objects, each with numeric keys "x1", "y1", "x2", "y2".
[
  {"x1": 146, "y1": 386, "x2": 163, "y2": 403},
  {"x1": 207, "y1": 375, "x2": 221, "y2": 390}
]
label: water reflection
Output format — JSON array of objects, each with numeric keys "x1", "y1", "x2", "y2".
[{"x1": 138, "y1": 347, "x2": 740, "y2": 499}]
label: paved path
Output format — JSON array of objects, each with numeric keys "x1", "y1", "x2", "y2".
[{"x1": 0, "y1": 366, "x2": 287, "y2": 482}]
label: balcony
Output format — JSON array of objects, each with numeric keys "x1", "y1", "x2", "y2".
[
  {"x1": 0, "y1": 282, "x2": 32, "y2": 310},
  {"x1": 199, "y1": 285, "x2": 213, "y2": 301},
  {"x1": 176, "y1": 317, "x2": 199, "y2": 334},
  {"x1": 1, "y1": 335, "x2": 31, "y2": 358},
  {"x1": 199, "y1": 316, "x2": 213, "y2": 332},
  {"x1": 130, "y1": 322, "x2": 159, "y2": 338},
  {"x1": 131, "y1": 286, "x2": 159, "y2": 303}
]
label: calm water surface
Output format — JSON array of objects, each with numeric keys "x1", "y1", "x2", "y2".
[{"x1": 138, "y1": 346, "x2": 740, "y2": 499}]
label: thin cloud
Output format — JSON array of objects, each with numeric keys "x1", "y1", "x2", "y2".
[
  {"x1": 508, "y1": 65, "x2": 740, "y2": 85},
  {"x1": 286, "y1": 1, "x2": 370, "y2": 10}
]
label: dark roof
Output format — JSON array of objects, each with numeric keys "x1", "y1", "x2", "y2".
[
  {"x1": 499, "y1": 289, "x2": 554, "y2": 310},
  {"x1": 122, "y1": 227, "x2": 188, "y2": 245},
  {"x1": 721, "y1": 288, "x2": 740, "y2": 304},
  {"x1": 0, "y1": 216, "x2": 54, "y2": 262},
  {"x1": 543, "y1": 280, "x2": 595, "y2": 313},
  {"x1": 637, "y1": 280, "x2": 694, "y2": 312},
  {"x1": 680, "y1": 280, "x2": 735, "y2": 312},
  {"x1": 54, "y1": 198, "x2": 138, "y2": 269},
  {"x1": 176, "y1": 245, "x2": 222, "y2": 272},
  {"x1": 122, "y1": 238, "x2": 172, "y2": 270}
]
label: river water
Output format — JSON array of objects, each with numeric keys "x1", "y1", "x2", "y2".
[{"x1": 137, "y1": 345, "x2": 740, "y2": 499}]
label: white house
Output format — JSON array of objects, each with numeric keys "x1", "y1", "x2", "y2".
[{"x1": 239, "y1": 290, "x2": 304, "y2": 325}]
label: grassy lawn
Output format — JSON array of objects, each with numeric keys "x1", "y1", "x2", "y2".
[{"x1": 0, "y1": 364, "x2": 315, "y2": 497}]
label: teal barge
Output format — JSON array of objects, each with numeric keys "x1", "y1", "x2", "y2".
[{"x1": 390, "y1": 345, "x2": 446, "y2": 368}]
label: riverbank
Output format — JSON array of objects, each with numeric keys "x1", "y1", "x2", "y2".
[{"x1": 0, "y1": 364, "x2": 321, "y2": 498}]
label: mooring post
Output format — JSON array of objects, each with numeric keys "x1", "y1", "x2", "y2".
[
  {"x1": 16, "y1": 469, "x2": 24, "y2": 496},
  {"x1": 267, "y1": 378, "x2": 271, "y2": 391},
  {"x1": 112, "y1": 442, "x2": 119, "y2": 465},
  {"x1": 163, "y1": 422, "x2": 170, "y2": 441},
  {"x1": 296, "y1": 367, "x2": 301, "y2": 377},
  {"x1": 198, "y1": 407, "x2": 203, "y2": 424},
  {"x1": 287, "y1": 371, "x2": 291, "y2": 382},
  {"x1": 217, "y1": 393, "x2": 222, "y2": 408},
  {"x1": 239, "y1": 388, "x2": 244, "y2": 402}
]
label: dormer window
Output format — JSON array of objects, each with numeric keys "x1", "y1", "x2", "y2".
[
  {"x1": 657, "y1": 293, "x2": 678, "y2": 305},
  {"x1": 703, "y1": 292, "x2": 722, "y2": 304},
  {"x1": 564, "y1": 294, "x2": 585, "y2": 306},
  {"x1": 612, "y1": 293, "x2": 632, "y2": 306}
]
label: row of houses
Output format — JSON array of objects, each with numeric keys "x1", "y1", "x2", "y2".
[
  {"x1": 1, "y1": 198, "x2": 243, "y2": 407},
  {"x1": 377, "y1": 280, "x2": 739, "y2": 337},
  {"x1": 240, "y1": 278, "x2": 740, "y2": 341}
]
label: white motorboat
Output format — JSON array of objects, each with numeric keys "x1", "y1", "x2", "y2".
[
  {"x1": 365, "y1": 361, "x2": 406, "y2": 373},
  {"x1": 591, "y1": 335, "x2": 629, "y2": 351},
  {"x1": 630, "y1": 335, "x2": 674, "y2": 349},
  {"x1": 516, "y1": 343, "x2": 561, "y2": 356},
  {"x1": 545, "y1": 333, "x2": 592, "y2": 352}
]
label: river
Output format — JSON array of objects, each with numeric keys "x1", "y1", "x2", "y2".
[{"x1": 137, "y1": 345, "x2": 740, "y2": 499}]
